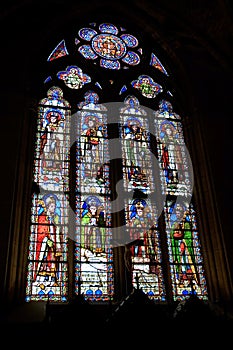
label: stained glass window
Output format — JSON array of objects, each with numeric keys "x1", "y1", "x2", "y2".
[
  {"x1": 26, "y1": 21, "x2": 208, "y2": 304},
  {"x1": 75, "y1": 92, "x2": 113, "y2": 301},
  {"x1": 26, "y1": 87, "x2": 71, "y2": 301},
  {"x1": 118, "y1": 96, "x2": 165, "y2": 300},
  {"x1": 164, "y1": 199, "x2": 208, "y2": 300},
  {"x1": 77, "y1": 22, "x2": 141, "y2": 69},
  {"x1": 154, "y1": 100, "x2": 207, "y2": 300}
]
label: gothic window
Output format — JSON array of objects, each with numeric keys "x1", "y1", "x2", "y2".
[{"x1": 25, "y1": 21, "x2": 208, "y2": 303}]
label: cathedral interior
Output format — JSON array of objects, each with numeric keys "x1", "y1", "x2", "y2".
[{"x1": 0, "y1": 0, "x2": 232, "y2": 339}]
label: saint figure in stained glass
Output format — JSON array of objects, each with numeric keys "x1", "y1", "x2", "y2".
[
  {"x1": 40, "y1": 110, "x2": 63, "y2": 173},
  {"x1": 80, "y1": 114, "x2": 104, "y2": 180},
  {"x1": 160, "y1": 121, "x2": 182, "y2": 186},
  {"x1": 168, "y1": 202, "x2": 200, "y2": 288},
  {"x1": 81, "y1": 195, "x2": 106, "y2": 255},
  {"x1": 34, "y1": 194, "x2": 62, "y2": 288}
]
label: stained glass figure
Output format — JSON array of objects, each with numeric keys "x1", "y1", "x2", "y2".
[
  {"x1": 154, "y1": 102, "x2": 192, "y2": 196},
  {"x1": 124, "y1": 198, "x2": 165, "y2": 300},
  {"x1": 119, "y1": 96, "x2": 154, "y2": 194},
  {"x1": 26, "y1": 192, "x2": 69, "y2": 301},
  {"x1": 75, "y1": 194, "x2": 113, "y2": 301},
  {"x1": 34, "y1": 87, "x2": 71, "y2": 192},
  {"x1": 131, "y1": 75, "x2": 163, "y2": 98},
  {"x1": 78, "y1": 112, "x2": 110, "y2": 194},
  {"x1": 164, "y1": 199, "x2": 208, "y2": 300},
  {"x1": 77, "y1": 95, "x2": 107, "y2": 200},
  {"x1": 57, "y1": 65, "x2": 91, "y2": 89}
]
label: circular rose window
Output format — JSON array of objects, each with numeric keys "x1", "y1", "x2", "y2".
[{"x1": 91, "y1": 34, "x2": 127, "y2": 60}]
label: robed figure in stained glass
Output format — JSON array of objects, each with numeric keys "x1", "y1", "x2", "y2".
[
  {"x1": 160, "y1": 121, "x2": 183, "y2": 187},
  {"x1": 80, "y1": 115, "x2": 104, "y2": 180},
  {"x1": 81, "y1": 195, "x2": 106, "y2": 254},
  {"x1": 40, "y1": 110, "x2": 64, "y2": 172},
  {"x1": 123, "y1": 117, "x2": 148, "y2": 169},
  {"x1": 34, "y1": 194, "x2": 62, "y2": 288},
  {"x1": 169, "y1": 203, "x2": 199, "y2": 287},
  {"x1": 128, "y1": 199, "x2": 155, "y2": 260}
]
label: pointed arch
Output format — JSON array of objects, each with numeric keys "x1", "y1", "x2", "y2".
[{"x1": 24, "y1": 19, "x2": 211, "y2": 305}]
